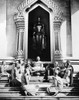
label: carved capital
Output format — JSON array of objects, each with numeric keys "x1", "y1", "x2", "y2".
[
  {"x1": 53, "y1": 19, "x2": 61, "y2": 31},
  {"x1": 14, "y1": 12, "x2": 25, "y2": 29},
  {"x1": 14, "y1": 12, "x2": 24, "y2": 22}
]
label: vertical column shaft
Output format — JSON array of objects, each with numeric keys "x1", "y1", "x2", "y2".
[
  {"x1": 54, "y1": 21, "x2": 61, "y2": 53},
  {"x1": 18, "y1": 29, "x2": 24, "y2": 51}
]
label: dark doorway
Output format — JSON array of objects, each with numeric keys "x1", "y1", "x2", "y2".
[{"x1": 28, "y1": 6, "x2": 50, "y2": 61}]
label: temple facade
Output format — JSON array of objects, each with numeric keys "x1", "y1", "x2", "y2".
[{"x1": 0, "y1": 0, "x2": 79, "y2": 63}]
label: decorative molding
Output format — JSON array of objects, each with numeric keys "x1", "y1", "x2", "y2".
[
  {"x1": 14, "y1": 12, "x2": 25, "y2": 29},
  {"x1": 17, "y1": 0, "x2": 60, "y2": 13},
  {"x1": 17, "y1": 0, "x2": 64, "y2": 21},
  {"x1": 17, "y1": 0, "x2": 37, "y2": 11},
  {"x1": 53, "y1": 21, "x2": 61, "y2": 32},
  {"x1": 14, "y1": 12, "x2": 24, "y2": 22}
]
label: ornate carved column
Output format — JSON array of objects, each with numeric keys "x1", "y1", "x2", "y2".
[
  {"x1": 54, "y1": 17, "x2": 62, "y2": 60},
  {"x1": 14, "y1": 12, "x2": 25, "y2": 59}
]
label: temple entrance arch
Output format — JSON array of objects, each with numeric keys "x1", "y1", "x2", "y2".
[
  {"x1": 24, "y1": 3, "x2": 54, "y2": 62},
  {"x1": 14, "y1": 0, "x2": 72, "y2": 63}
]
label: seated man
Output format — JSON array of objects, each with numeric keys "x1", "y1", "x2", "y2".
[
  {"x1": 32, "y1": 56, "x2": 45, "y2": 74},
  {"x1": 10, "y1": 60, "x2": 23, "y2": 87},
  {"x1": 43, "y1": 63, "x2": 54, "y2": 82},
  {"x1": 59, "y1": 62, "x2": 66, "y2": 78}
]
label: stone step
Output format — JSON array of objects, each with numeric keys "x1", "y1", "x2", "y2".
[
  {"x1": 0, "y1": 86, "x2": 79, "y2": 90},
  {"x1": 0, "y1": 90, "x2": 20, "y2": 93},
  {"x1": 0, "y1": 86, "x2": 79, "y2": 92},
  {"x1": 0, "y1": 82, "x2": 9, "y2": 85},
  {"x1": 0, "y1": 93, "x2": 21, "y2": 97},
  {"x1": 0, "y1": 76, "x2": 8, "y2": 80},
  {"x1": 0, "y1": 80, "x2": 8, "y2": 83},
  {"x1": 0, "y1": 96, "x2": 79, "y2": 100},
  {"x1": 0, "y1": 87, "x2": 21, "y2": 91}
]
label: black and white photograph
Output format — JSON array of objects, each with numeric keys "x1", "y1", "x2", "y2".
[{"x1": 0, "y1": 0, "x2": 79, "y2": 100}]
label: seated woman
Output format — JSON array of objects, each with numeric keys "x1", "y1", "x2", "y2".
[
  {"x1": 64, "y1": 60, "x2": 74, "y2": 86},
  {"x1": 32, "y1": 56, "x2": 45, "y2": 72},
  {"x1": 47, "y1": 69, "x2": 63, "y2": 96},
  {"x1": 1, "y1": 61, "x2": 10, "y2": 77}
]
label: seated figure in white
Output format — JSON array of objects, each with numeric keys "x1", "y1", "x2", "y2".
[
  {"x1": 1, "y1": 61, "x2": 10, "y2": 77},
  {"x1": 47, "y1": 69, "x2": 64, "y2": 96},
  {"x1": 32, "y1": 56, "x2": 45, "y2": 72}
]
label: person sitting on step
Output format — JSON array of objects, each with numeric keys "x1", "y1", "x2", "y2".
[
  {"x1": 47, "y1": 69, "x2": 63, "y2": 96},
  {"x1": 62, "y1": 60, "x2": 74, "y2": 86},
  {"x1": 1, "y1": 61, "x2": 10, "y2": 77},
  {"x1": 23, "y1": 62, "x2": 31, "y2": 85},
  {"x1": 32, "y1": 56, "x2": 45, "y2": 73},
  {"x1": 10, "y1": 60, "x2": 23, "y2": 87},
  {"x1": 53, "y1": 61, "x2": 60, "y2": 75}
]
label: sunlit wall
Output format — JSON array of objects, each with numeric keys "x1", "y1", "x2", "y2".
[
  {"x1": 72, "y1": 10, "x2": 79, "y2": 58},
  {"x1": 60, "y1": 11, "x2": 79, "y2": 59},
  {"x1": 60, "y1": 21, "x2": 67, "y2": 58},
  {"x1": 0, "y1": 0, "x2": 7, "y2": 58}
]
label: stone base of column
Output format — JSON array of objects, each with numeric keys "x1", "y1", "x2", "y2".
[
  {"x1": 54, "y1": 50, "x2": 63, "y2": 66},
  {"x1": 16, "y1": 50, "x2": 24, "y2": 59},
  {"x1": 54, "y1": 50, "x2": 63, "y2": 61}
]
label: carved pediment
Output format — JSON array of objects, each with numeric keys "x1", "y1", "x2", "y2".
[
  {"x1": 17, "y1": 0, "x2": 55, "y2": 11},
  {"x1": 17, "y1": 0, "x2": 65, "y2": 22}
]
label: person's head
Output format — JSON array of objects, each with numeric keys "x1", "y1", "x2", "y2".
[
  {"x1": 20, "y1": 59, "x2": 24, "y2": 65},
  {"x1": 54, "y1": 69, "x2": 59, "y2": 76},
  {"x1": 2, "y1": 61, "x2": 6, "y2": 65},
  {"x1": 16, "y1": 60, "x2": 20, "y2": 64},
  {"x1": 54, "y1": 61, "x2": 59, "y2": 67},
  {"x1": 36, "y1": 56, "x2": 40, "y2": 61},
  {"x1": 26, "y1": 59, "x2": 32, "y2": 65},
  {"x1": 16, "y1": 60, "x2": 20, "y2": 68},
  {"x1": 65, "y1": 60, "x2": 70, "y2": 67}
]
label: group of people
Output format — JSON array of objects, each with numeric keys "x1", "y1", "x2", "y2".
[
  {"x1": 54, "y1": 60, "x2": 74, "y2": 87},
  {"x1": 0, "y1": 57, "x2": 74, "y2": 96},
  {"x1": 9, "y1": 56, "x2": 45, "y2": 86},
  {"x1": 46, "y1": 60, "x2": 74, "y2": 95}
]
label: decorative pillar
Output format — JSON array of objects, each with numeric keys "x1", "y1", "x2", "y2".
[
  {"x1": 54, "y1": 17, "x2": 62, "y2": 61},
  {"x1": 14, "y1": 12, "x2": 25, "y2": 59},
  {"x1": 66, "y1": 0, "x2": 72, "y2": 56}
]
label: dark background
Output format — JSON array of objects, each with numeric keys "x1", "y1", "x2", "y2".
[{"x1": 28, "y1": 6, "x2": 50, "y2": 61}]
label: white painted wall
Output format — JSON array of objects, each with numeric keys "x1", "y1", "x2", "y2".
[
  {"x1": 0, "y1": 0, "x2": 7, "y2": 58},
  {"x1": 72, "y1": 10, "x2": 79, "y2": 58}
]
